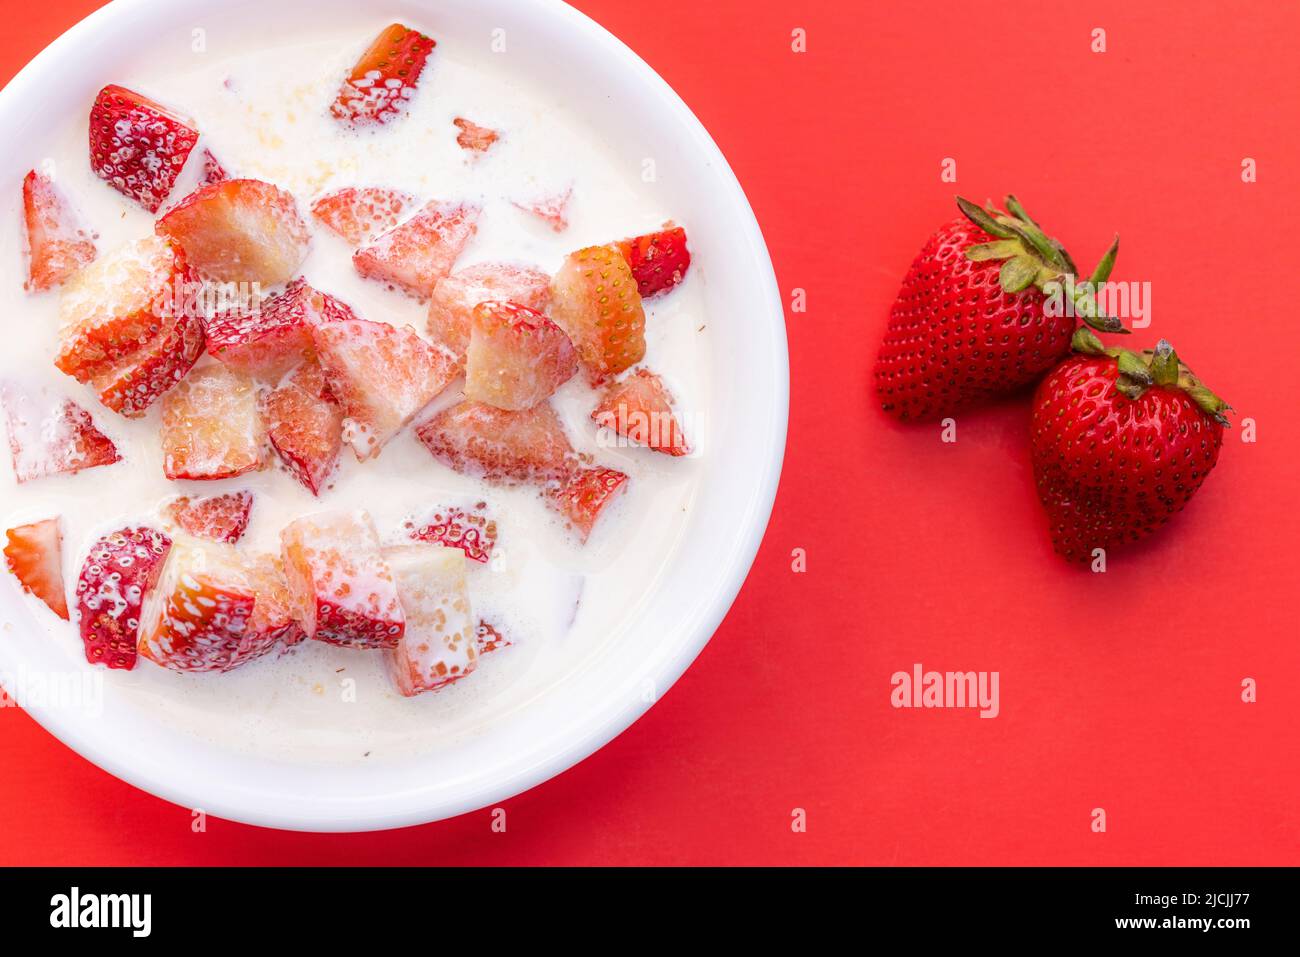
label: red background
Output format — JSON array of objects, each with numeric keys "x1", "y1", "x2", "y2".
[{"x1": 2, "y1": 0, "x2": 1297, "y2": 865}]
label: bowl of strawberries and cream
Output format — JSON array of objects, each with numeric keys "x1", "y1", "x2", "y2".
[{"x1": 0, "y1": 0, "x2": 786, "y2": 830}]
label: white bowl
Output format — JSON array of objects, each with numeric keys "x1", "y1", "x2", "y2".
[{"x1": 0, "y1": 0, "x2": 787, "y2": 831}]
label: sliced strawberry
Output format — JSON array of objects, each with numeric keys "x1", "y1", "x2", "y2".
[
  {"x1": 263, "y1": 359, "x2": 343, "y2": 494},
  {"x1": 205, "y1": 278, "x2": 356, "y2": 382},
  {"x1": 312, "y1": 318, "x2": 457, "y2": 460},
  {"x1": 139, "y1": 537, "x2": 296, "y2": 672},
  {"x1": 427, "y1": 262, "x2": 551, "y2": 364},
  {"x1": 549, "y1": 244, "x2": 646, "y2": 381},
  {"x1": 156, "y1": 178, "x2": 311, "y2": 285},
  {"x1": 88, "y1": 308, "x2": 205, "y2": 418},
  {"x1": 138, "y1": 536, "x2": 257, "y2": 672},
  {"x1": 405, "y1": 501, "x2": 497, "y2": 564},
  {"x1": 54, "y1": 236, "x2": 197, "y2": 384},
  {"x1": 545, "y1": 467, "x2": 629, "y2": 542},
  {"x1": 1, "y1": 382, "x2": 120, "y2": 483},
  {"x1": 332, "y1": 23, "x2": 436, "y2": 127},
  {"x1": 311, "y1": 187, "x2": 418, "y2": 246},
  {"x1": 89, "y1": 84, "x2": 199, "y2": 213},
  {"x1": 76, "y1": 526, "x2": 171, "y2": 670},
  {"x1": 614, "y1": 224, "x2": 691, "y2": 298},
  {"x1": 280, "y1": 510, "x2": 404, "y2": 649},
  {"x1": 417, "y1": 400, "x2": 573, "y2": 484},
  {"x1": 200, "y1": 149, "x2": 228, "y2": 185},
  {"x1": 163, "y1": 490, "x2": 253, "y2": 543},
  {"x1": 592, "y1": 369, "x2": 689, "y2": 456},
  {"x1": 353, "y1": 200, "x2": 480, "y2": 299},
  {"x1": 160, "y1": 364, "x2": 263, "y2": 481},
  {"x1": 4, "y1": 519, "x2": 68, "y2": 620},
  {"x1": 22, "y1": 170, "x2": 96, "y2": 293},
  {"x1": 382, "y1": 544, "x2": 476, "y2": 696},
  {"x1": 476, "y1": 620, "x2": 511, "y2": 655},
  {"x1": 464, "y1": 300, "x2": 577, "y2": 410},
  {"x1": 246, "y1": 554, "x2": 307, "y2": 653},
  {"x1": 453, "y1": 117, "x2": 500, "y2": 154},
  {"x1": 513, "y1": 185, "x2": 572, "y2": 233}
]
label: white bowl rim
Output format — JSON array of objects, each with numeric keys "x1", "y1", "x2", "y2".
[{"x1": 0, "y1": 0, "x2": 789, "y2": 832}]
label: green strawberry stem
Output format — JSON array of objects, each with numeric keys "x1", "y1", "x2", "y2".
[
  {"x1": 1070, "y1": 328, "x2": 1233, "y2": 426},
  {"x1": 1148, "y1": 340, "x2": 1180, "y2": 386},
  {"x1": 957, "y1": 195, "x2": 1125, "y2": 335}
]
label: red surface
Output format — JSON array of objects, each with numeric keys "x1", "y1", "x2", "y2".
[{"x1": 2, "y1": 0, "x2": 1297, "y2": 865}]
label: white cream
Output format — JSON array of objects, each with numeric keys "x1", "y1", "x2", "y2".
[{"x1": 0, "y1": 23, "x2": 710, "y2": 762}]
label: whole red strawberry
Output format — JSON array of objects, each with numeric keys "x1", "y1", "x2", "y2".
[
  {"x1": 1031, "y1": 330, "x2": 1231, "y2": 562},
  {"x1": 875, "y1": 195, "x2": 1123, "y2": 420}
]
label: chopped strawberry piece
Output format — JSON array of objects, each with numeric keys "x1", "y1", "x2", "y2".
[
  {"x1": 139, "y1": 538, "x2": 296, "y2": 672},
  {"x1": 453, "y1": 117, "x2": 500, "y2": 154},
  {"x1": 246, "y1": 554, "x2": 307, "y2": 653},
  {"x1": 353, "y1": 200, "x2": 480, "y2": 299},
  {"x1": 138, "y1": 536, "x2": 257, "y2": 672},
  {"x1": 592, "y1": 369, "x2": 690, "y2": 456},
  {"x1": 382, "y1": 544, "x2": 476, "y2": 696},
  {"x1": 89, "y1": 84, "x2": 199, "y2": 213},
  {"x1": 332, "y1": 23, "x2": 436, "y2": 127},
  {"x1": 405, "y1": 501, "x2": 497, "y2": 563},
  {"x1": 464, "y1": 300, "x2": 577, "y2": 410},
  {"x1": 75, "y1": 526, "x2": 171, "y2": 670},
  {"x1": 205, "y1": 278, "x2": 356, "y2": 383},
  {"x1": 312, "y1": 319, "x2": 457, "y2": 460},
  {"x1": 22, "y1": 170, "x2": 96, "y2": 293},
  {"x1": 164, "y1": 490, "x2": 253, "y2": 543},
  {"x1": 549, "y1": 244, "x2": 646, "y2": 381},
  {"x1": 417, "y1": 400, "x2": 573, "y2": 484},
  {"x1": 156, "y1": 178, "x2": 311, "y2": 285},
  {"x1": 4, "y1": 519, "x2": 68, "y2": 620},
  {"x1": 545, "y1": 467, "x2": 630, "y2": 542},
  {"x1": 160, "y1": 364, "x2": 263, "y2": 481},
  {"x1": 263, "y1": 360, "x2": 343, "y2": 494},
  {"x1": 513, "y1": 185, "x2": 572, "y2": 233},
  {"x1": 311, "y1": 187, "x2": 418, "y2": 246},
  {"x1": 427, "y1": 262, "x2": 551, "y2": 364},
  {"x1": 1, "y1": 382, "x2": 120, "y2": 483},
  {"x1": 89, "y1": 308, "x2": 205, "y2": 418},
  {"x1": 280, "y1": 510, "x2": 404, "y2": 649},
  {"x1": 55, "y1": 236, "x2": 197, "y2": 384},
  {"x1": 200, "y1": 149, "x2": 228, "y2": 185},
  {"x1": 476, "y1": 620, "x2": 511, "y2": 655},
  {"x1": 614, "y1": 224, "x2": 691, "y2": 298}
]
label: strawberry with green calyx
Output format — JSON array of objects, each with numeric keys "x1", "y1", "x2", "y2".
[
  {"x1": 1030, "y1": 328, "x2": 1232, "y2": 562},
  {"x1": 960, "y1": 196, "x2": 1122, "y2": 332},
  {"x1": 1067, "y1": 327, "x2": 1233, "y2": 424},
  {"x1": 875, "y1": 194, "x2": 1124, "y2": 421}
]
